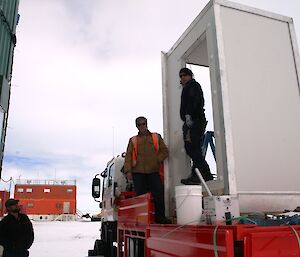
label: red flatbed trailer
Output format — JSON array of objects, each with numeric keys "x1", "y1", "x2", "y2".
[{"x1": 117, "y1": 194, "x2": 300, "y2": 257}]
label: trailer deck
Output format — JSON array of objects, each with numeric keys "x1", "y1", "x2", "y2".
[{"x1": 117, "y1": 193, "x2": 300, "y2": 257}]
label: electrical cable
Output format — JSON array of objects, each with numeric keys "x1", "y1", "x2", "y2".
[
  {"x1": 175, "y1": 189, "x2": 192, "y2": 211},
  {"x1": 161, "y1": 219, "x2": 201, "y2": 238},
  {"x1": 160, "y1": 207, "x2": 298, "y2": 256},
  {"x1": 1, "y1": 177, "x2": 15, "y2": 195},
  {"x1": 289, "y1": 225, "x2": 300, "y2": 248},
  {"x1": 0, "y1": 177, "x2": 12, "y2": 183},
  {"x1": 224, "y1": 215, "x2": 257, "y2": 225},
  {"x1": 213, "y1": 215, "x2": 257, "y2": 257},
  {"x1": 213, "y1": 225, "x2": 219, "y2": 257}
]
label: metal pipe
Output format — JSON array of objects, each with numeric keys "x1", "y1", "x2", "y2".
[{"x1": 194, "y1": 168, "x2": 213, "y2": 197}]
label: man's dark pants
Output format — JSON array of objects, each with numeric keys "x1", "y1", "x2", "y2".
[
  {"x1": 132, "y1": 172, "x2": 165, "y2": 219},
  {"x1": 3, "y1": 250, "x2": 29, "y2": 257},
  {"x1": 183, "y1": 120, "x2": 213, "y2": 181}
]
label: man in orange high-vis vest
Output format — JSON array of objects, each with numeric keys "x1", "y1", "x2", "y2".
[{"x1": 124, "y1": 116, "x2": 171, "y2": 224}]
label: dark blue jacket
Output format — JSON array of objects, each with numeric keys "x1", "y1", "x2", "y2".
[
  {"x1": 180, "y1": 79, "x2": 206, "y2": 123},
  {"x1": 0, "y1": 213, "x2": 34, "y2": 253}
]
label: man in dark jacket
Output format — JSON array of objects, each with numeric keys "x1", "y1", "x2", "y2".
[
  {"x1": 179, "y1": 67, "x2": 214, "y2": 185},
  {"x1": 0, "y1": 199, "x2": 34, "y2": 257}
]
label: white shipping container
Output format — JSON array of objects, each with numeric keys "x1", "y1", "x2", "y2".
[{"x1": 162, "y1": 0, "x2": 300, "y2": 214}]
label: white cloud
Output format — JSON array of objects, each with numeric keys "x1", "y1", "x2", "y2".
[{"x1": 2, "y1": 0, "x2": 300, "y2": 212}]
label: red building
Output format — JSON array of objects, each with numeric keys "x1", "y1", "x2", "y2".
[
  {"x1": 0, "y1": 190, "x2": 10, "y2": 217},
  {"x1": 14, "y1": 179, "x2": 76, "y2": 220}
]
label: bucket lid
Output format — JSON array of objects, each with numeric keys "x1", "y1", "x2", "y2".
[
  {"x1": 175, "y1": 185, "x2": 202, "y2": 195},
  {"x1": 175, "y1": 185, "x2": 202, "y2": 190}
]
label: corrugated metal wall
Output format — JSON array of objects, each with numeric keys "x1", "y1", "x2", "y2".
[
  {"x1": 0, "y1": 0, "x2": 19, "y2": 177},
  {"x1": 0, "y1": 0, "x2": 19, "y2": 80}
]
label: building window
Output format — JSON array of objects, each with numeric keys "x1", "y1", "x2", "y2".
[
  {"x1": 44, "y1": 188, "x2": 51, "y2": 193},
  {"x1": 67, "y1": 189, "x2": 73, "y2": 193},
  {"x1": 17, "y1": 188, "x2": 24, "y2": 193},
  {"x1": 26, "y1": 188, "x2": 32, "y2": 193},
  {"x1": 28, "y1": 203, "x2": 33, "y2": 207},
  {"x1": 56, "y1": 203, "x2": 63, "y2": 209}
]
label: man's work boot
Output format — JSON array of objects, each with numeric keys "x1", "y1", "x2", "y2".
[
  {"x1": 155, "y1": 216, "x2": 172, "y2": 224},
  {"x1": 202, "y1": 170, "x2": 214, "y2": 182},
  {"x1": 181, "y1": 175, "x2": 200, "y2": 185}
]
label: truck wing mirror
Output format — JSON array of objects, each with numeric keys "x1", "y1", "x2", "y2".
[
  {"x1": 101, "y1": 168, "x2": 107, "y2": 178},
  {"x1": 92, "y1": 177, "x2": 101, "y2": 198}
]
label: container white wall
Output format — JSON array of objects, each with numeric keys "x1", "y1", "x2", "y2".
[{"x1": 162, "y1": 0, "x2": 300, "y2": 214}]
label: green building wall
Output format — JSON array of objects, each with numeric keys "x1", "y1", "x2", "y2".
[{"x1": 0, "y1": 0, "x2": 19, "y2": 177}]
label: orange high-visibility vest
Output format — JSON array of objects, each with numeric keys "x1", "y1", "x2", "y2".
[
  {"x1": 131, "y1": 133, "x2": 159, "y2": 167},
  {"x1": 131, "y1": 133, "x2": 165, "y2": 182}
]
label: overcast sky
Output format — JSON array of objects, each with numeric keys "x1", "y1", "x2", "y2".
[{"x1": 1, "y1": 0, "x2": 300, "y2": 213}]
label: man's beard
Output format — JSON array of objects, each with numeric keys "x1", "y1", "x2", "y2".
[{"x1": 11, "y1": 208, "x2": 20, "y2": 213}]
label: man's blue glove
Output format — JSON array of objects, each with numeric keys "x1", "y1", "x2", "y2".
[{"x1": 185, "y1": 114, "x2": 193, "y2": 128}]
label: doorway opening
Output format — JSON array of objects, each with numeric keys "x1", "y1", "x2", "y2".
[
  {"x1": 186, "y1": 64, "x2": 216, "y2": 178},
  {"x1": 183, "y1": 33, "x2": 217, "y2": 179}
]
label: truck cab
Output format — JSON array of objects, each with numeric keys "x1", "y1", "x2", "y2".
[
  {"x1": 100, "y1": 154, "x2": 128, "y2": 222},
  {"x1": 89, "y1": 153, "x2": 133, "y2": 257}
]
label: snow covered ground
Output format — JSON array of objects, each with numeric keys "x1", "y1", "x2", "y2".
[{"x1": 29, "y1": 220, "x2": 100, "y2": 257}]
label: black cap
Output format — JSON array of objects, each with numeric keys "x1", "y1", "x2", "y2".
[
  {"x1": 5, "y1": 199, "x2": 19, "y2": 208},
  {"x1": 135, "y1": 116, "x2": 147, "y2": 127},
  {"x1": 179, "y1": 67, "x2": 193, "y2": 77}
]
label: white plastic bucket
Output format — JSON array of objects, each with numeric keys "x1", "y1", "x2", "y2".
[{"x1": 175, "y1": 185, "x2": 202, "y2": 225}]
